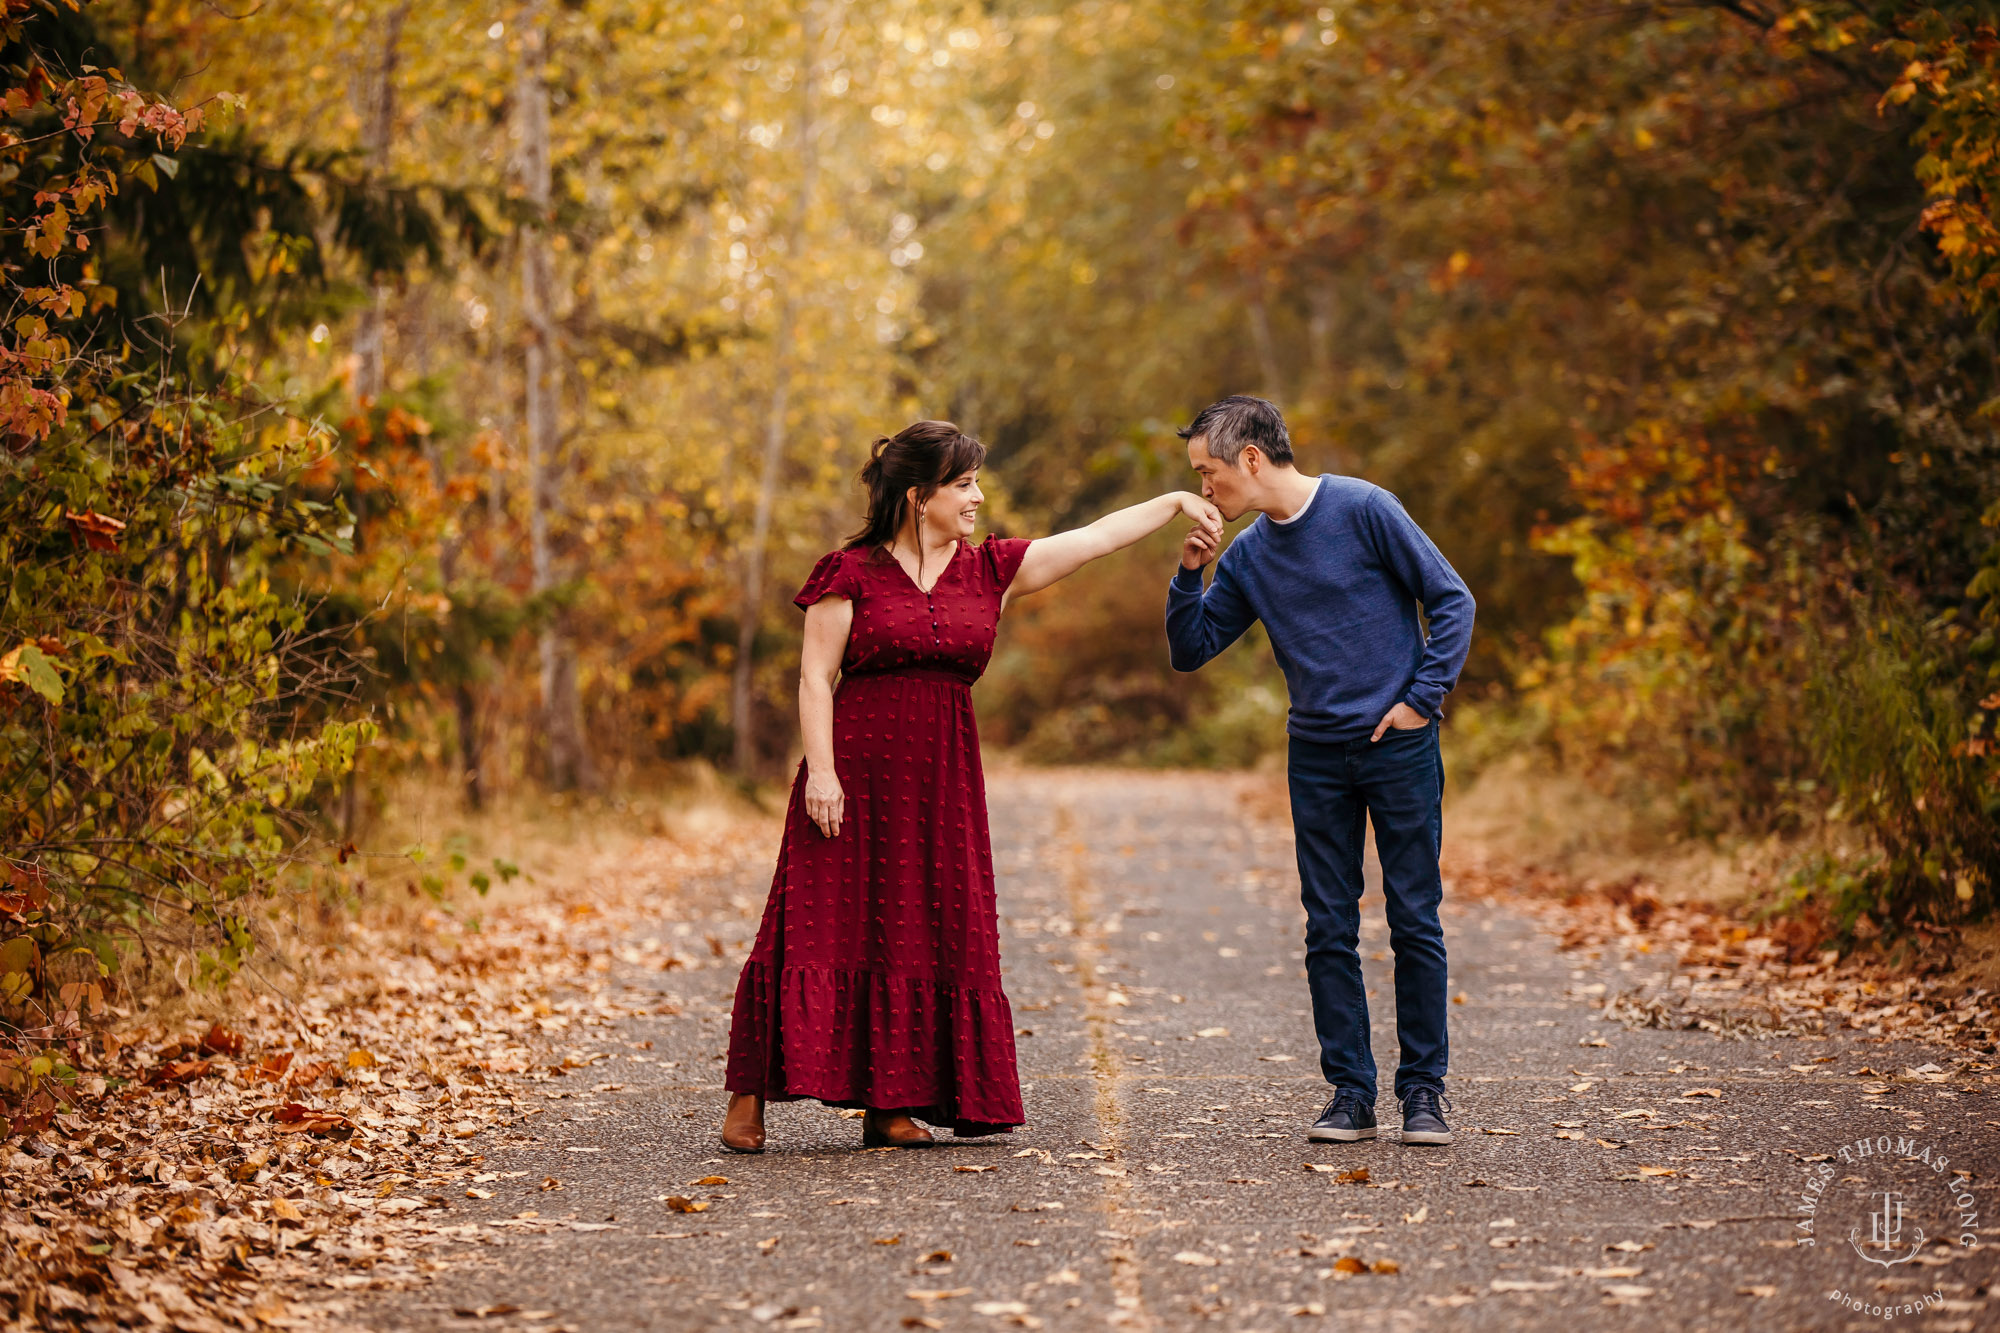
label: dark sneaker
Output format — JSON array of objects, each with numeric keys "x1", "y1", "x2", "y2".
[
  {"x1": 1307, "y1": 1088, "x2": 1378, "y2": 1142},
  {"x1": 1398, "y1": 1085, "x2": 1453, "y2": 1145}
]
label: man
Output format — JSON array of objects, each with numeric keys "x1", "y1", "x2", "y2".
[{"x1": 1166, "y1": 395, "x2": 1474, "y2": 1146}]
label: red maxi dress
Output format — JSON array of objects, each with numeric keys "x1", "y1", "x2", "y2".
[{"x1": 723, "y1": 536, "x2": 1031, "y2": 1133}]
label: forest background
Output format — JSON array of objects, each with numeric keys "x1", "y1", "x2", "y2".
[{"x1": 5, "y1": 0, "x2": 2000, "y2": 1095}]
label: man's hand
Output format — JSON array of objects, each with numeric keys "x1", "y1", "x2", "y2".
[
  {"x1": 1370, "y1": 701, "x2": 1430, "y2": 742},
  {"x1": 1180, "y1": 524, "x2": 1221, "y2": 571}
]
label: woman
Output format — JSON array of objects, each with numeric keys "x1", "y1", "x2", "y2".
[{"x1": 720, "y1": 420, "x2": 1222, "y2": 1151}]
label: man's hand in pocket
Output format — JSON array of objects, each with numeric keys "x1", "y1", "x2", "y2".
[{"x1": 1370, "y1": 702, "x2": 1431, "y2": 742}]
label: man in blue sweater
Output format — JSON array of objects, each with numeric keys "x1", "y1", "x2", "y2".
[{"x1": 1167, "y1": 395, "x2": 1474, "y2": 1147}]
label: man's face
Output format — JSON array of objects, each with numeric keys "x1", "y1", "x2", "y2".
[{"x1": 1187, "y1": 435, "x2": 1251, "y2": 521}]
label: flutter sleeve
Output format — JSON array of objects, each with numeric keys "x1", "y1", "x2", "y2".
[
  {"x1": 794, "y1": 549, "x2": 859, "y2": 610},
  {"x1": 980, "y1": 536, "x2": 1034, "y2": 593}
]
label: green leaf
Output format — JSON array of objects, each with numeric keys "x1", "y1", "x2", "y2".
[{"x1": 11, "y1": 643, "x2": 63, "y2": 704}]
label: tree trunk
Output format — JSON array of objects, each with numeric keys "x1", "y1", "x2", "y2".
[
  {"x1": 351, "y1": 1, "x2": 409, "y2": 404},
  {"x1": 1246, "y1": 294, "x2": 1284, "y2": 403},
  {"x1": 455, "y1": 680, "x2": 485, "y2": 811},
  {"x1": 1305, "y1": 285, "x2": 1335, "y2": 399},
  {"x1": 516, "y1": 2, "x2": 593, "y2": 792},
  {"x1": 731, "y1": 3, "x2": 819, "y2": 776}
]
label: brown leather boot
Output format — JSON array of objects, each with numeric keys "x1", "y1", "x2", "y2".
[
  {"x1": 860, "y1": 1110, "x2": 934, "y2": 1148},
  {"x1": 721, "y1": 1093, "x2": 765, "y2": 1154}
]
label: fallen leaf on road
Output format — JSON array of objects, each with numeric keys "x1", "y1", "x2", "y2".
[
  {"x1": 1173, "y1": 1252, "x2": 1219, "y2": 1266},
  {"x1": 454, "y1": 1305, "x2": 521, "y2": 1318},
  {"x1": 1290, "y1": 1303, "x2": 1327, "y2": 1317},
  {"x1": 1585, "y1": 1266, "x2": 1644, "y2": 1278},
  {"x1": 758, "y1": 1237, "x2": 779, "y2": 1253},
  {"x1": 1305, "y1": 1163, "x2": 1339, "y2": 1173},
  {"x1": 1553, "y1": 1120, "x2": 1585, "y2": 1128},
  {"x1": 1093, "y1": 1166, "x2": 1128, "y2": 1177},
  {"x1": 1195, "y1": 1027, "x2": 1229, "y2": 1038},
  {"x1": 694, "y1": 1175, "x2": 729, "y2": 1186},
  {"x1": 1636, "y1": 1166, "x2": 1677, "y2": 1177},
  {"x1": 1556, "y1": 1130, "x2": 1586, "y2": 1140},
  {"x1": 901, "y1": 1320, "x2": 944, "y2": 1331},
  {"x1": 1603, "y1": 1285, "x2": 1655, "y2": 1300},
  {"x1": 1605, "y1": 1240, "x2": 1654, "y2": 1253},
  {"x1": 972, "y1": 1302, "x2": 1029, "y2": 1316},
  {"x1": 1491, "y1": 1279, "x2": 1560, "y2": 1292},
  {"x1": 1679, "y1": 1088, "x2": 1722, "y2": 1098},
  {"x1": 1739, "y1": 1286, "x2": 1776, "y2": 1298},
  {"x1": 1404, "y1": 1206, "x2": 1428, "y2": 1224},
  {"x1": 904, "y1": 1289, "x2": 972, "y2": 1301},
  {"x1": 874, "y1": 1234, "x2": 903, "y2": 1245},
  {"x1": 465, "y1": 1188, "x2": 493, "y2": 1199},
  {"x1": 1259, "y1": 1054, "x2": 1296, "y2": 1062},
  {"x1": 1046, "y1": 1269, "x2": 1079, "y2": 1285},
  {"x1": 1596, "y1": 1139, "x2": 1625, "y2": 1150},
  {"x1": 1481, "y1": 1128, "x2": 1520, "y2": 1135},
  {"x1": 1615, "y1": 1109, "x2": 1655, "y2": 1119},
  {"x1": 664, "y1": 1196, "x2": 708, "y2": 1214},
  {"x1": 1332, "y1": 1257, "x2": 1367, "y2": 1274},
  {"x1": 1371, "y1": 1259, "x2": 1400, "y2": 1274},
  {"x1": 1570, "y1": 1081, "x2": 1595, "y2": 1092},
  {"x1": 954, "y1": 1165, "x2": 995, "y2": 1174},
  {"x1": 1579, "y1": 1037, "x2": 1609, "y2": 1047}
]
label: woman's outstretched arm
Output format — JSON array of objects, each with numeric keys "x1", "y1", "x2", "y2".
[
  {"x1": 798, "y1": 597, "x2": 854, "y2": 837},
  {"x1": 1006, "y1": 492, "x2": 1222, "y2": 604}
]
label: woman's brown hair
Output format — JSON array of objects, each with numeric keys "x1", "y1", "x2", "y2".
[{"x1": 847, "y1": 420, "x2": 987, "y2": 553}]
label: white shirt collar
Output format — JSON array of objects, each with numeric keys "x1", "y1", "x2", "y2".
[{"x1": 1269, "y1": 475, "x2": 1322, "y2": 526}]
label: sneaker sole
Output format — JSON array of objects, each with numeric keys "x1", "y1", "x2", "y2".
[
  {"x1": 1306, "y1": 1126, "x2": 1378, "y2": 1142},
  {"x1": 1399, "y1": 1129, "x2": 1453, "y2": 1145}
]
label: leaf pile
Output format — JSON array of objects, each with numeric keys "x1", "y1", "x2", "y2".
[
  {"x1": 1450, "y1": 858, "x2": 1998, "y2": 1054},
  {"x1": 1, "y1": 827, "x2": 764, "y2": 1330}
]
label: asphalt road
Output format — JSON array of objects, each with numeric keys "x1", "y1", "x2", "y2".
[{"x1": 358, "y1": 770, "x2": 1997, "y2": 1331}]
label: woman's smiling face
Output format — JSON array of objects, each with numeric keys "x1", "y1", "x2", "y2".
[{"x1": 919, "y1": 469, "x2": 983, "y2": 539}]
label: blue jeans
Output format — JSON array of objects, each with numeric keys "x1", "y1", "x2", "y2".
[{"x1": 1288, "y1": 725, "x2": 1448, "y2": 1103}]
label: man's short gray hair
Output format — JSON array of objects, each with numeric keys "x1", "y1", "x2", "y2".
[{"x1": 1176, "y1": 394, "x2": 1294, "y2": 467}]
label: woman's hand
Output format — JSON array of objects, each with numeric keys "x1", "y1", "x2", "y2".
[
  {"x1": 1176, "y1": 491, "x2": 1224, "y2": 539},
  {"x1": 804, "y1": 763, "x2": 846, "y2": 838}
]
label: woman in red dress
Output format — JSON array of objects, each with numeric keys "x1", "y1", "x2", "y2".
[{"x1": 720, "y1": 420, "x2": 1221, "y2": 1151}]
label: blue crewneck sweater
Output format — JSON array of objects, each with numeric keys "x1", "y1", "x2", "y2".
[{"x1": 1166, "y1": 474, "x2": 1475, "y2": 743}]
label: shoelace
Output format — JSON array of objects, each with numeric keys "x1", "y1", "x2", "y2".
[
  {"x1": 1402, "y1": 1086, "x2": 1451, "y2": 1119},
  {"x1": 1323, "y1": 1088, "x2": 1369, "y2": 1121}
]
